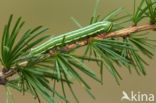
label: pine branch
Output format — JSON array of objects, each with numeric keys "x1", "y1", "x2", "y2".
[{"x1": 0, "y1": 23, "x2": 155, "y2": 84}]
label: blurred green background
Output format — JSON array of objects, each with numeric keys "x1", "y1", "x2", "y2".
[{"x1": 0, "y1": 0, "x2": 155, "y2": 103}]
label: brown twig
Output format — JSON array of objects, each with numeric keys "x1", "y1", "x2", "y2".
[
  {"x1": 0, "y1": 71, "x2": 15, "y2": 85},
  {"x1": 63, "y1": 24, "x2": 156, "y2": 51},
  {"x1": 0, "y1": 23, "x2": 155, "y2": 85}
]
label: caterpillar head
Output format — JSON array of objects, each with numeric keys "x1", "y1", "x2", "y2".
[{"x1": 101, "y1": 21, "x2": 113, "y2": 32}]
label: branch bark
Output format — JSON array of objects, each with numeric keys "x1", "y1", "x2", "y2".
[
  {"x1": 0, "y1": 23, "x2": 155, "y2": 85},
  {"x1": 0, "y1": 70, "x2": 16, "y2": 85},
  {"x1": 64, "y1": 24, "x2": 155, "y2": 51}
]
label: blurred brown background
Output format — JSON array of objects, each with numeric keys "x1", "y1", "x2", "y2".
[{"x1": 0, "y1": 0, "x2": 155, "y2": 103}]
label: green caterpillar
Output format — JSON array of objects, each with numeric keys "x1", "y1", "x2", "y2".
[{"x1": 29, "y1": 20, "x2": 112, "y2": 56}]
